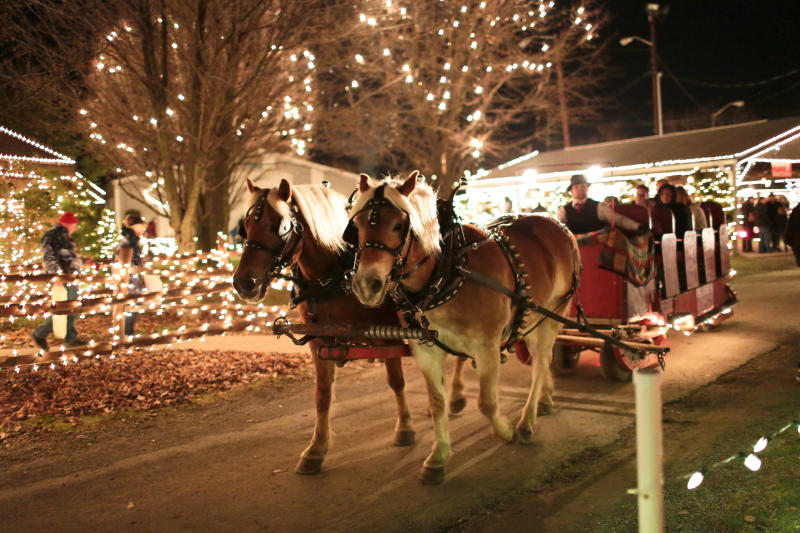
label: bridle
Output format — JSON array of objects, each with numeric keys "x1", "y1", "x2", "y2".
[
  {"x1": 242, "y1": 189, "x2": 303, "y2": 282},
  {"x1": 348, "y1": 184, "x2": 423, "y2": 282}
]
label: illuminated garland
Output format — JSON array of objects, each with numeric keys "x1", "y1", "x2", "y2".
[{"x1": 681, "y1": 419, "x2": 800, "y2": 490}]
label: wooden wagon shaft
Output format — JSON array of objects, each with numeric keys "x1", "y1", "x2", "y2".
[
  {"x1": 556, "y1": 334, "x2": 666, "y2": 353},
  {"x1": 271, "y1": 321, "x2": 439, "y2": 344}
]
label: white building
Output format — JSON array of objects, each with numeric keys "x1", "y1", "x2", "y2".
[{"x1": 111, "y1": 153, "x2": 360, "y2": 239}]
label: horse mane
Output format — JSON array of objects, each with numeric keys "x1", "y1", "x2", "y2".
[
  {"x1": 264, "y1": 184, "x2": 349, "y2": 252},
  {"x1": 351, "y1": 175, "x2": 441, "y2": 256}
]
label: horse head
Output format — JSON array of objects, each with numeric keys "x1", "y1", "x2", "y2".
[
  {"x1": 349, "y1": 171, "x2": 440, "y2": 307},
  {"x1": 233, "y1": 177, "x2": 300, "y2": 302}
]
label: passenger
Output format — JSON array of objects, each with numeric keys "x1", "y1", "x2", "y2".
[
  {"x1": 603, "y1": 196, "x2": 619, "y2": 208},
  {"x1": 557, "y1": 174, "x2": 644, "y2": 235},
  {"x1": 740, "y1": 197, "x2": 755, "y2": 252},
  {"x1": 675, "y1": 186, "x2": 707, "y2": 231},
  {"x1": 656, "y1": 184, "x2": 692, "y2": 236},
  {"x1": 634, "y1": 184, "x2": 653, "y2": 212}
]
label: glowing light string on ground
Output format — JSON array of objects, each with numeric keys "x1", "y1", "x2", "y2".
[{"x1": 678, "y1": 419, "x2": 800, "y2": 490}]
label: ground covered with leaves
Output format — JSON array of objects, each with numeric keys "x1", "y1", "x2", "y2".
[{"x1": 0, "y1": 348, "x2": 312, "y2": 442}]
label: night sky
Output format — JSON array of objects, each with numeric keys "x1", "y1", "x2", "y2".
[{"x1": 599, "y1": 0, "x2": 800, "y2": 139}]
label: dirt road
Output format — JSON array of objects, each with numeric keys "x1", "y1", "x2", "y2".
[{"x1": 1, "y1": 267, "x2": 798, "y2": 532}]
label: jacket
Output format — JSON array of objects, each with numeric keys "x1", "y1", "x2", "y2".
[{"x1": 41, "y1": 223, "x2": 81, "y2": 274}]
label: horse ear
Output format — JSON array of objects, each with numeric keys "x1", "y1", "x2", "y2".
[
  {"x1": 246, "y1": 177, "x2": 257, "y2": 194},
  {"x1": 397, "y1": 172, "x2": 418, "y2": 197},
  {"x1": 359, "y1": 174, "x2": 371, "y2": 192},
  {"x1": 276, "y1": 178, "x2": 292, "y2": 202}
]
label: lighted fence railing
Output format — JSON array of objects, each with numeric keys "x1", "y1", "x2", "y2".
[{"x1": 0, "y1": 236, "x2": 292, "y2": 371}]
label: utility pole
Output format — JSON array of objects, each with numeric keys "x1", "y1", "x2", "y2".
[{"x1": 647, "y1": 4, "x2": 661, "y2": 136}]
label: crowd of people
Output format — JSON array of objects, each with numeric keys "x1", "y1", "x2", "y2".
[{"x1": 739, "y1": 195, "x2": 792, "y2": 253}]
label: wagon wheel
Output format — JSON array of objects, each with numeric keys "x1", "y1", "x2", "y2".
[
  {"x1": 599, "y1": 342, "x2": 634, "y2": 382},
  {"x1": 551, "y1": 344, "x2": 581, "y2": 373}
]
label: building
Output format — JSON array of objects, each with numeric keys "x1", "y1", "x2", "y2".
[
  {"x1": 111, "y1": 153, "x2": 360, "y2": 240},
  {"x1": 465, "y1": 116, "x2": 800, "y2": 221}
]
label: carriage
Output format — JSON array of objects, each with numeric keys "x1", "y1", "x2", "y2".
[{"x1": 553, "y1": 200, "x2": 738, "y2": 381}]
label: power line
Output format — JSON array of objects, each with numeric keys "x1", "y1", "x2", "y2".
[{"x1": 675, "y1": 68, "x2": 800, "y2": 88}]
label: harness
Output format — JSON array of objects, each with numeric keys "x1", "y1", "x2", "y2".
[
  {"x1": 242, "y1": 190, "x2": 304, "y2": 285},
  {"x1": 348, "y1": 184, "x2": 414, "y2": 281}
]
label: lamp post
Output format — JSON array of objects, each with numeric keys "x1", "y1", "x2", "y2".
[
  {"x1": 621, "y1": 3, "x2": 667, "y2": 136},
  {"x1": 711, "y1": 100, "x2": 745, "y2": 127},
  {"x1": 620, "y1": 35, "x2": 663, "y2": 136}
]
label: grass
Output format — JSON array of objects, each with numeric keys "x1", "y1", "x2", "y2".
[{"x1": 730, "y1": 251, "x2": 796, "y2": 278}]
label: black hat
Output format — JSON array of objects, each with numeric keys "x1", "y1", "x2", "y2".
[{"x1": 567, "y1": 174, "x2": 588, "y2": 192}]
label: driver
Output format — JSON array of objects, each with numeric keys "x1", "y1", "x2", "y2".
[{"x1": 557, "y1": 174, "x2": 645, "y2": 235}]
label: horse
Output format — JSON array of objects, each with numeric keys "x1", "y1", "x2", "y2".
[
  {"x1": 348, "y1": 172, "x2": 581, "y2": 485},
  {"x1": 232, "y1": 178, "x2": 417, "y2": 475}
]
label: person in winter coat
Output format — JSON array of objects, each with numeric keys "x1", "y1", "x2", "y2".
[
  {"x1": 117, "y1": 214, "x2": 147, "y2": 336},
  {"x1": 31, "y1": 212, "x2": 89, "y2": 352},
  {"x1": 785, "y1": 203, "x2": 800, "y2": 267},
  {"x1": 557, "y1": 174, "x2": 644, "y2": 235}
]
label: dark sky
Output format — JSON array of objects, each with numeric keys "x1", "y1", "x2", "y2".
[{"x1": 599, "y1": 0, "x2": 800, "y2": 138}]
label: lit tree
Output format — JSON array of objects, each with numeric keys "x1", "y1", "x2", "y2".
[
  {"x1": 11, "y1": 0, "x2": 343, "y2": 251},
  {"x1": 314, "y1": 0, "x2": 606, "y2": 191},
  {"x1": 688, "y1": 169, "x2": 735, "y2": 221}
]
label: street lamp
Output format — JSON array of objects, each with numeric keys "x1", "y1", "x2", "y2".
[
  {"x1": 711, "y1": 100, "x2": 745, "y2": 127},
  {"x1": 620, "y1": 35, "x2": 663, "y2": 136}
]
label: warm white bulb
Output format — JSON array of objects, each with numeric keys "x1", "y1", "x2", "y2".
[
  {"x1": 753, "y1": 437, "x2": 768, "y2": 453},
  {"x1": 744, "y1": 454, "x2": 761, "y2": 472},
  {"x1": 687, "y1": 471, "x2": 704, "y2": 490}
]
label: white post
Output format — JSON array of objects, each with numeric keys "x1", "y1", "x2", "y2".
[{"x1": 633, "y1": 367, "x2": 664, "y2": 533}]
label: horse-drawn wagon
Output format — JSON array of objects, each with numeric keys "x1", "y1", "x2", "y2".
[{"x1": 553, "y1": 200, "x2": 737, "y2": 382}]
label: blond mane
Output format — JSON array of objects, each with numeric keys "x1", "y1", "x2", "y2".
[
  {"x1": 248, "y1": 183, "x2": 348, "y2": 252},
  {"x1": 350, "y1": 175, "x2": 441, "y2": 256}
]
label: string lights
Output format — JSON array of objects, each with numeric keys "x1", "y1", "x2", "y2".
[
  {"x1": 340, "y1": 1, "x2": 601, "y2": 183},
  {"x1": 681, "y1": 419, "x2": 800, "y2": 490}
]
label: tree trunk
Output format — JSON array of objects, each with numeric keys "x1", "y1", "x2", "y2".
[{"x1": 555, "y1": 58, "x2": 571, "y2": 148}]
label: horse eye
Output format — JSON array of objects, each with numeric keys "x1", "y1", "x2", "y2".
[{"x1": 392, "y1": 223, "x2": 403, "y2": 232}]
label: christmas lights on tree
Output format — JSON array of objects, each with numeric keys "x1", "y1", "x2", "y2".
[{"x1": 321, "y1": 0, "x2": 605, "y2": 190}]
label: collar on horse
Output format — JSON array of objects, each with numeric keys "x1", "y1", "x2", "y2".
[
  {"x1": 349, "y1": 184, "x2": 414, "y2": 281},
  {"x1": 243, "y1": 189, "x2": 304, "y2": 283}
]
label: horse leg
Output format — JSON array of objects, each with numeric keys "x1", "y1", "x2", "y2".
[
  {"x1": 384, "y1": 357, "x2": 415, "y2": 446},
  {"x1": 448, "y1": 356, "x2": 468, "y2": 414},
  {"x1": 296, "y1": 347, "x2": 336, "y2": 474},
  {"x1": 412, "y1": 344, "x2": 451, "y2": 485},
  {"x1": 517, "y1": 318, "x2": 560, "y2": 444},
  {"x1": 473, "y1": 343, "x2": 516, "y2": 443}
]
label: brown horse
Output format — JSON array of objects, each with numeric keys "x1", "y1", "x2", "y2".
[
  {"x1": 232, "y1": 178, "x2": 416, "y2": 475},
  {"x1": 349, "y1": 172, "x2": 581, "y2": 484}
]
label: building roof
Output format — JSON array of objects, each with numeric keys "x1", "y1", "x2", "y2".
[
  {"x1": 481, "y1": 116, "x2": 800, "y2": 184},
  {"x1": 0, "y1": 125, "x2": 75, "y2": 165}
]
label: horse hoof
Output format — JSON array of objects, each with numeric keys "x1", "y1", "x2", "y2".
[
  {"x1": 295, "y1": 456, "x2": 324, "y2": 475},
  {"x1": 393, "y1": 429, "x2": 416, "y2": 447},
  {"x1": 517, "y1": 426, "x2": 534, "y2": 444},
  {"x1": 538, "y1": 402, "x2": 553, "y2": 416},
  {"x1": 418, "y1": 466, "x2": 445, "y2": 485},
  {"x1": 449, "y1": 397, "x2": 467, "y2": 414}
]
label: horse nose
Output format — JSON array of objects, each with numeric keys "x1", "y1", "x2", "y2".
[
  {"x1": 368, "y1": 277, "x2": 384, "y2": 295},
  {"x1": 234, "y1": 276, "x2": 258, "y2": 296}
]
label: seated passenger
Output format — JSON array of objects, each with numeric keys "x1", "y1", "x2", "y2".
[
  {"x1": 557, "y1": 174, "x2": 644, "y2": 235},
  {"x1": 675, "y1": 186, "x2": 707, "y2": 231},
  {"x1": 657, "y1": 184, "x2": 692, "y2": 236}
]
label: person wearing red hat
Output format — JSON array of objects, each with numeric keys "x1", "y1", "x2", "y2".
[{"x1": 32, "y1": 211, "x2": 89, "y2": 352}]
